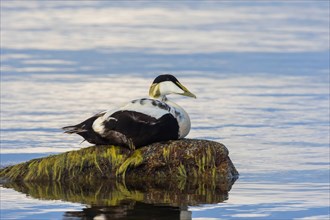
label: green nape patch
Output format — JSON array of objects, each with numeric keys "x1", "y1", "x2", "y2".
[{"x1": 0, "y1": 139, "x2": 239, "y2": 184}]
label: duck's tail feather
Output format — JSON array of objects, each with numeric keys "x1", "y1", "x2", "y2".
[
  {"x1": 62, "y1": 112, "x2": 106, "y2": 135},
  {"x1": 62, "y1": 124, "x2": 87, "y2": 134}
]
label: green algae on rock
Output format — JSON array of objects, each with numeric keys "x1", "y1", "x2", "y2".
[
  {"x1": 0, "y1": 139, "x2": 239, "y2": 185},
  {"x1": 0, "y1": 145, "x2": 130, "y2": 182}
]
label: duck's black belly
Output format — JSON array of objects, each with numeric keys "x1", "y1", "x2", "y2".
[{"x1": 100, "y1": 110, "x2": 179, "y2": 148}]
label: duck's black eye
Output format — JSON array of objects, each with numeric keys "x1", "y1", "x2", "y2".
[{"x1": 153, "y1": 74, "x2": 179, "y2": 84}]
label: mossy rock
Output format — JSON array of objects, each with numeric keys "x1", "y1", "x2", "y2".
[{"x1": 0, "y1": 139, "x2": 238, "y2": 188}]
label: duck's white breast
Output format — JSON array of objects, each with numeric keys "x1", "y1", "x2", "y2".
[{"x1": 166, "y1": 100, "x2": 191, "y2": 138}]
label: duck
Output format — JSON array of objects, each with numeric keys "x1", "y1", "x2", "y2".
[{"x1": 62, "y1": 74, "x2": 196, "y2": 150}]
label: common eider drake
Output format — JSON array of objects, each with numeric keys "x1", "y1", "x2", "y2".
[{"x1": 62, "y1": 74, "x2": 196, "y2": 150}]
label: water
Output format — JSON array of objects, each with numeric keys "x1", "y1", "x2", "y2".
[{"x1": 1, "y1": 1, "x2": 329, "y2": 220}]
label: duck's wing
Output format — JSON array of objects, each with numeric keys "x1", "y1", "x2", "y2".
[
  {"x1": 63, "y1": 99, "x2": 180, "y2": 148},
  {"x1": 94, "y1": 109, "x2": 179, "y2": 148}
]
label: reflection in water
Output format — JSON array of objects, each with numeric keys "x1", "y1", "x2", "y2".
[
  {"x1": 64, "y1": 203, "x2": 185, "y2": 220},
  {"x1": 3, "y1": 177, "x2": 236, "y2": 220}
]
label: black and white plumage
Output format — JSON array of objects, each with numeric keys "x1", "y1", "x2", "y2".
[{"x1": 62, "y1": 74, "x2": 196, "y2": 150}]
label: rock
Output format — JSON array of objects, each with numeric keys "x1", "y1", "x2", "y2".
[{"x1": 0, "y1": 139, "x2": 239, "y2": 190}]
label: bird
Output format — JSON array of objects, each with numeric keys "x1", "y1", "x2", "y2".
[{"x1": 62, "y1": 74, "x2": 196, "y2": 150}]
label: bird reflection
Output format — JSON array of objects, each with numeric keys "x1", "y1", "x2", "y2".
[{"x1": 64, "y1": 202, "x2": 187, "y2": 220}]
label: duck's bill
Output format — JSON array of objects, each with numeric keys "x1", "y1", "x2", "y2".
[{"x1": 176, "y1": 82, "x2": 197, "y2": 98}]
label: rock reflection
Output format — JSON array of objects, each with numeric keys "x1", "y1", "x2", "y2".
[{"x1": 3, "y1": 177, "x2": 237, "y2": 220}]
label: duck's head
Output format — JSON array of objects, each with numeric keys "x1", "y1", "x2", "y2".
[{"x1": 149, "y1": 74, "x2": 196, "y2": 100}]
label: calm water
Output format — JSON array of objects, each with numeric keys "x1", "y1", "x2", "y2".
[{"x1": 1, "y1": 1, "x2": 329, "y2": 220}]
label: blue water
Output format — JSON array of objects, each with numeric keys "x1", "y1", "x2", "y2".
[{"x1": 1, "y1": 1, "x2": 329, "y2": 220}]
